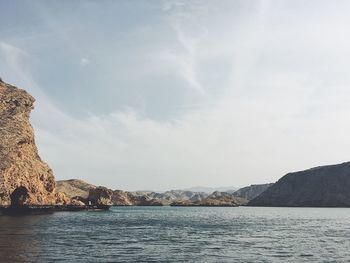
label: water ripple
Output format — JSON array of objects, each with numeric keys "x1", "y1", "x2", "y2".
[{"x1": 1, "y1": 207, "x2": 350, "y2": 262}]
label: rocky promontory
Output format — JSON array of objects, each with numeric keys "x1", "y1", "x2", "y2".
[
  {"x1": 0, "y1": 79, "x2": 67, "y2": 207},
  {"x1": 248, "y1": 162, "x2": 350, "y2": 207}
]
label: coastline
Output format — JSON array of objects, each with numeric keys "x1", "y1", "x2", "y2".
[{"x1": 0, "y1": 205, "x2": 111, "y2": 215}]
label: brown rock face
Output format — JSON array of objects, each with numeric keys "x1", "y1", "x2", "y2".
[
  {"x1": 88, "y1": 187, "x2": 113, "y2": 206},
  {"x1": 112, "y1": 190, "x2": 134, "y2": 206},
  {"x1": 56, "y1": 179, "x2": 96, "y2": 199},
  {"x1": 0, "y1": 79, "x2": 63, "y2": 206}
]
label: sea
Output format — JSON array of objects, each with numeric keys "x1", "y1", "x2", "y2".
[{"x1": 0, "y1": 206, "x2": 350, "y2": 262}]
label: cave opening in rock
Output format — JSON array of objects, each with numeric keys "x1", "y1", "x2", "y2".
[{"x1": 10, "y1": 186, "x2": 29, "y2": 207}]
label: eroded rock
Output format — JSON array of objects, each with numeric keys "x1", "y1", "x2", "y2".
[
  {"x1": 88, "y1": 186, "x2": 113, "y2": 206},
  {"x1": 0, "y1": 79, "x2": 65, "y2": 206}
]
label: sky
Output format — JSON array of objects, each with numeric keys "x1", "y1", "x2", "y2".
[{"x1": 1, "y1": 0, "x2": 350, "y2": 191}]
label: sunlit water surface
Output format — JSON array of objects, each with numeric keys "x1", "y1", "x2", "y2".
[{"x1": 1, "y1": 207, "x2": 350, "y2": 262}]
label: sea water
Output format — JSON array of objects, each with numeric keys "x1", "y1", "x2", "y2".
[{"x1": 0, "y1": 206, "x2": 350, "y2": 262}]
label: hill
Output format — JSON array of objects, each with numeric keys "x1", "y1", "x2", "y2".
[
  {"x1": 56, "y1": 179, "x2": 96, "y2": 199},
  {"x1": 248, "y1": 162, "x2": 350, "y2": 207}
]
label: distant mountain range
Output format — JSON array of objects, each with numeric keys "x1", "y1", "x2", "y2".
[
  {"x1": 181, "y1": 186, "x2": 239, "y2": 193},
  {"x1": 57, "y1": 180, "x2": 270, "y2": 206}
]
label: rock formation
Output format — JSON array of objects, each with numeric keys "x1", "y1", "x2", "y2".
[
  {"x1": 112, "y1": 190, "x2": 135, "y2": 205},
  {"x1": 248, "y1": 162, "x2": 350, "y2": 207},
  {"x1": 58, "y1": 179, "x2": 246, "y2": 206},
  {"x1": 171, "y1": 191, "x2": 248, "y2": 206},
  {"x1": 141, "y1": 190, "x2": 209, "y2": 205},
  {"x1": 88, "y1": 187, "x2": 113, "y2": 206},
  {"x1": 232, "y1": 183, "x2": 274, "y2": 201},
  {"x1": 207, "y1": 191, "x2": 248, "y2": 205},
  {"x1": 56, "y1": 179, "x2": 96, "y2": 199},
  {"x1": 107, "y1": 189, "x2": 164, "y2": 206},
  {"x1": 0, "y1": 79, "x2": 67, "y2": 207}
]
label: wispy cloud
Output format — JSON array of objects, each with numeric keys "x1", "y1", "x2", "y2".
[
  {"x1": 2, "y1": 1, "x2": 350, "y2": 191},
  {"x1": 158, "y1": 2, "x2": 208, "y2": 93}
]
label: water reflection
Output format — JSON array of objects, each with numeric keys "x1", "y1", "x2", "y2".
[{"x1": 0, "y1": 215, "x2": 50, "y2": 262}]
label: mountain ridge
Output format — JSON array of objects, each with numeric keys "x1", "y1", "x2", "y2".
[{"x1": 248, "y1": 161, "x2": 350, "y2": 207}]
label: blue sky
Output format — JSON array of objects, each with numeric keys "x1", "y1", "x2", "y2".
[{"x1": 1, "y1": 0, "x2": 350, "y2": 190}]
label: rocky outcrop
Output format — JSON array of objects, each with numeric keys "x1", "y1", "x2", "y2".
[
  {"x1": 248, "y1": 162, "x2": 350, "y2": 207},
  {"x1": 233, "y1": 183, "x2": 274, "y2": 201},
  {"x1": 56, "y1": 180, "x2": 163, "y2": 206},
  {"x1": 141, "y1": 190, "x2": 209, "y2": 205},
  {"x1": 56, "y1": 179, "x2": 96, "y2": 199},
  {"x1": 129, "y1": 194, "x2": 164, "y2": 206},
  {"x1": 56, "y1": 180, "x2": 208, "y2": 206},
  {"x1": 207, "y1": 191, "x2": 248, "y2": 205},
  {"x1": 112, "y1": 190, "x2": 134, "y2": 205},
  {"x1": 171, "y1": 191, "x2": 247, "y2": 206},
  {"x1": 88, "y1": 187, "x2": 113, "y2": 206},
  {"x1": 0, "y1": 79, "x2": 66, "y2": 207},
  {"x1": 113, "y1": 190, "x2": 164, "y2": 206},
  {"x1": 57, "y1": 179, "x2": 249, "y2": 207}
]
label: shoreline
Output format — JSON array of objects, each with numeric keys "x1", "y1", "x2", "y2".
[{"x1": 0, "y1": 205, "x2": 111, "y2": 215}]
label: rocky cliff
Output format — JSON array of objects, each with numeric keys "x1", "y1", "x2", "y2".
[
  {"x1": 0, "y1": 79, "x2": 66, "y2": 206},
  {"x1": 233, "y1": 183, "x2": 273, "y2": 201},
  {"x1": 88, "y1": 187, "x2": 114, "y2": 206},
  {"x1": 248, "y1": 162, "x2": 350, "y2": 207}
]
